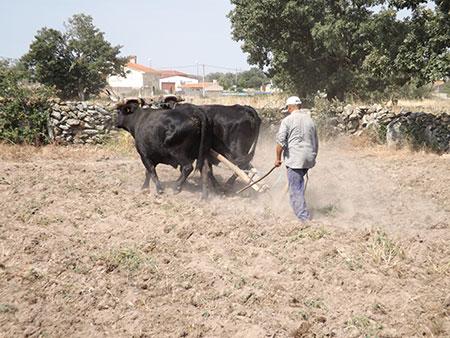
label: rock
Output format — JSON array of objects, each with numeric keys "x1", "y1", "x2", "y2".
[
  {"x1": 343, "y1": 104, "x2": 353, "y2": 116},
  {"x1": 349, "y1": 112, "x2": 359, "y2": 120},
  {"x1": 386, "y1": 112, "x2": 395, "y2": 119},
  {"x1": 350, "y1": 119, "x2": 360, "y2": 130},
  {"x1": 386, "y1": 121, "x2": 406, "y2": 149},
  {"x1": 425, "y1": 125, "x2": 438, "y2": 147},
  {"x1": 51, "y1": 111, "x2": 62, "y2": 120},
  {"x1": 96, "y1": 107, "x2": 109, "y2": 115},
  {"x1": 83, "y1": 129, "x2": 99, "y2": 135},
  {"x1": 66, "y1": 119, "x2": 80, "y2": 126}
]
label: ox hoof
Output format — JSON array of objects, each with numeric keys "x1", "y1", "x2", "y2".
[{"x1": 157, "y1": 189, "x2": 164, "y2": 195}]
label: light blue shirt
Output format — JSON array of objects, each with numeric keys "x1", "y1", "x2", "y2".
[{"x1": 276, "y1": 109, "x2": 319, "y2": 169}]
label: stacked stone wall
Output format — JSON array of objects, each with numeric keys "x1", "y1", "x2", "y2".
[
  {"x1": 46, "y1": 100, "x2": 449, "y2": 152},
  {"x1": 48, "y1": 100, "x2": 116, "y2": 144},
  {"x1": 257, "y1": 105, "x2": 450, "y2": 153}
]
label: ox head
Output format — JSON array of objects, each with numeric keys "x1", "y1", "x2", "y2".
[{"x1": 114, "y1": 98, "x2": 146, "y2": 130}]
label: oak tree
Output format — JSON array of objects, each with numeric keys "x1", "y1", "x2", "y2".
[
  {"x1": 22, "y1": 14, "x2": 127, "y2": 100},
  {"x1": 228, "y1": 0, "x2": 449, "y2": 100}
]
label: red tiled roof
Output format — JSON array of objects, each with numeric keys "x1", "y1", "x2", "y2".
[
  {"x1": 126, "y1": 62, "x2": 161, "y2": 73},
  {"x1": 158, "y1": 70, "x2": 188, "y2": 78}
]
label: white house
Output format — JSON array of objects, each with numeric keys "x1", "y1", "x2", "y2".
[
  {"x1": 159, "y1": 70, "x2": 199, "y2": 93},
  {"x1": 107, "y1": 55, "x2": 161, "y2": 97}
]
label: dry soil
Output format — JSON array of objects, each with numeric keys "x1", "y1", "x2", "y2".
[{"x1": 0, "y1": 134, "x2": 449, "y2": 337}]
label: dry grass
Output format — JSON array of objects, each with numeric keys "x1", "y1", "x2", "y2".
[
  {"x1": 341, "y1": 135, "x2": 446, "y2": 160},
  {"x1": 394, "y1": 98, "x2": 450, "y2": 114},
  {"x1": 188, "y1": 94, "x2": 449, "y2": 114},
  {"x1": 365, "y1": 228, "x2": 405, "y2": 266},
  {"x1": 0, "y1": 138, "x2": 137, "y2": 162},
  {"x1": 186, "y1": 93, "x2": 287, "y2": 108}
]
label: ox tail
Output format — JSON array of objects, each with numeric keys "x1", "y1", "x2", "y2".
[
  {"x1": 192, "y1": 107, "x2": 212, "y2": 172},
  {"x1": 233, "y1": 105, "x2": 261, "y2": 168}
]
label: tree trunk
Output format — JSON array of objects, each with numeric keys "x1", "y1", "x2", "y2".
[
  {"x1": 78, "y1": 83, "x2": 85, "y2": 101},
  {"x1": 327, "y1": 88, "x2": 345, "y2": 101}
]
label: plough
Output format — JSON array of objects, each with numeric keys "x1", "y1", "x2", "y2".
[{"x1": 210, "y1": 150, "x2": 270, "y2": 193}]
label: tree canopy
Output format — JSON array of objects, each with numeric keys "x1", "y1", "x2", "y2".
[
  {"x1": 205, "y1": 67, "x2": 269, "y2": 90},
  {"x1": 228, "y1": 0, "x2": 449, "y2": 100},
  {"x1": 22, "y1": 14, "x2": 127, "y2": 100}
]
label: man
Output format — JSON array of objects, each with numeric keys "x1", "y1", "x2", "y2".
[{"x1": 275, "y1": 96, "x2": 319, "y2": 221}]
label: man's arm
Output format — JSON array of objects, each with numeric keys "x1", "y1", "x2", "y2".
[
  {"x1": 275, "y1": 119, "x2": 288, "y2": 167},
  {"x1": 275, "y1": 143, "x2": 284, "y2": 167}
]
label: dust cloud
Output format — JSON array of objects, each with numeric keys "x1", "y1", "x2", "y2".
[{"x1": 237, "y1": 130, "x2": 449, "y2": 238}]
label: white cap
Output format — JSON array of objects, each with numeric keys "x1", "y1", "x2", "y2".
[{"x1": 286, "y1": 96, "x2": 302, "y2": 106}]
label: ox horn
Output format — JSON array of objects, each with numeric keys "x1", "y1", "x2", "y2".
[{"x1": 104, "y1": 88, "x2": 121, "y2": 102}]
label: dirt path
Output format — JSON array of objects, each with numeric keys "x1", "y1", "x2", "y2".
[{"x1": 0, "y1": 137, "x2": 449, "y2": 337}]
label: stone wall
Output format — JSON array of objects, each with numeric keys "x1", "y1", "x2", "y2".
[
  {"x1": 47, "y1": 99, "x2": 116, "y2": 144},
  {"x1": 257, "y1": 105, "x2": 450, "y2": 153},
  {"x1": 326, "y1": 104, "x2": 450, "y2": 152},
  {"x1": 46, "y1": 100, "x2": 449, "y2": 153}
]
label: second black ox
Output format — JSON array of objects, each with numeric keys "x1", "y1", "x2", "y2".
[
  {"x1": 178, "y1": 103, "x2": 261, "y2": 190},
  {"x1": 114, "y1": 98, "x2": 211, "y2": 200}
]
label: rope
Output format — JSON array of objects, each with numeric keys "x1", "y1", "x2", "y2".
[
  {"x1": 272, "y1": 171, "x2": 283, "y2": 188},
  {"x1": 217, "y1": 165, "x2": 284, "y2": 188},
  {"x1": 237, "y1": 165, "x2": 277, "y2": 194}
]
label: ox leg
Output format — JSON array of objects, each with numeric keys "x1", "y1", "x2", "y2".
[
  {"x1": 140, "y1": 157, "x2": 163, "y2": 194},
  {"x1": 200, "y1": 159, "x2": 210, "y2": 200},
  {"x1": 225, "y1": 173, "x2": 238, "y2": 187},
  {"x1": 174, "y1": 164, "x2": 193, "y2": 194},
  {"x1": 207, "y1": 163, "x2": 224, "y2": 192},
  {"x1": 142, "y1": 170, "x2": 150, "y2": 189}
]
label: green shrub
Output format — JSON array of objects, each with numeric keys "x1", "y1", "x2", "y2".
[{"x1": 0, "y1": 59, "x2": 55, "y2": 144}]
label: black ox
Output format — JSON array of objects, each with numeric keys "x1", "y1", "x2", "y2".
[
  {"x1": 114, "y1": 98, "x2": 211, "y2": 199},
  {"x1": 177, "y1": 103, "x2": 261, "y2": 190}
]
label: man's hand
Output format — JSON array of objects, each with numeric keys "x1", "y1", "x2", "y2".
[{"x1": 274, "y1": 159, "x2": 282, "y2": 167}]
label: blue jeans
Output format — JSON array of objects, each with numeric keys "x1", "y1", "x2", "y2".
[{"x1": 286, "y1": 167, "x2": 309, "y2": 221}]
